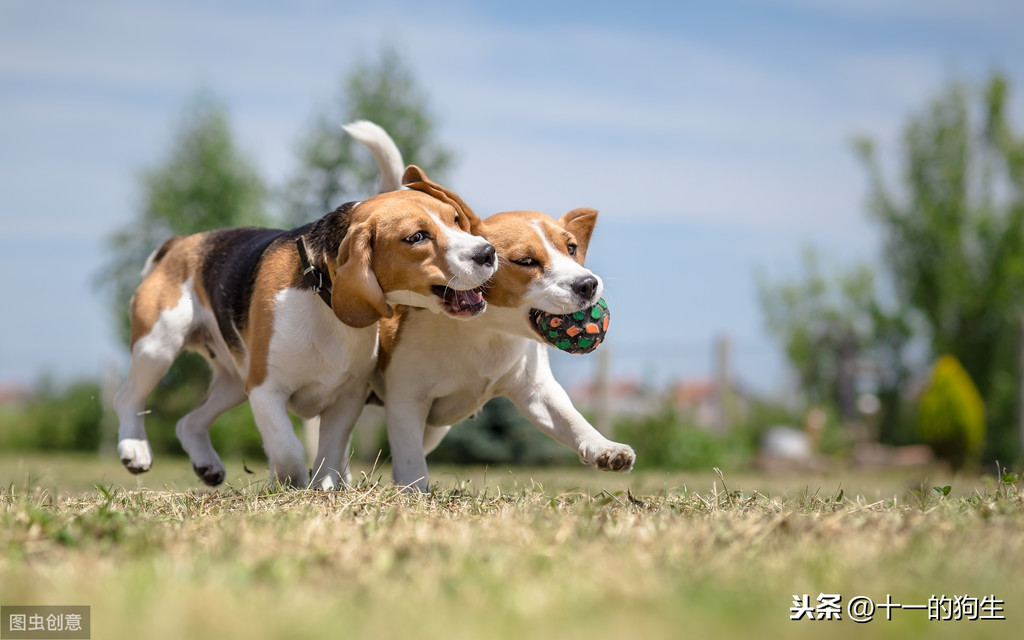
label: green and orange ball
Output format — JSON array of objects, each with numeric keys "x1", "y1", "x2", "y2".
[{"x1": 529, "y1": 298, "x2": 610, "y2": 354}]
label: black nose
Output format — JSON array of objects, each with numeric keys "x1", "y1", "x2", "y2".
[
  {"x1": 473, "y1": 244, "x2": 496, "y2": 268},
  {"x1": 572, "y1": 275, "x2": 598, "y2": 301}
]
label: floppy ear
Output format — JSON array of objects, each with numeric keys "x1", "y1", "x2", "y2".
[
  {"x1": 560, "y1": 208, "x2": 598, "y2": 264},
  {"x1": 329, "y1": 222, "x2": 393, "y2": 328},
  {"x1": 402, "y1": 165, "x2": 484, "y2": 234}
]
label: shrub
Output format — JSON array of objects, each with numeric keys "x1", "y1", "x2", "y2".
[
  {"x1": 614, "y1": 406, "x2": 755, "y2": 470},
  {"x1": 427, "y1": 398, "x2": 576, "y2": 466},
  {"x1": 917, "y1": 355, "x2": 985, "y2": 470},
  {"x1": 0, "y1": 379, "x2": 103, "y2": 451}
]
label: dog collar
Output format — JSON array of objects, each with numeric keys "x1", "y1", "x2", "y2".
[{"x1": 296, "y1": 236, "x2": 333, "y2": 308}]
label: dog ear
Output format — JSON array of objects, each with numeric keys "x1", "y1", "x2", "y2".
[
  {"x1": 560, "y1": 208, "x2": 598, "y2": 264},
  {"x1": 402, "y1": 165, "x2": 484, "y2": 234},
  {"x1": 330, "y1": 222, "x2": 394, "y2": 328}
]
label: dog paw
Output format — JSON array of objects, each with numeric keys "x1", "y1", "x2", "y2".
[
  {"x1": 269, "y1": 461, "x2": 311, "y2": 489},
  {"x1": 311, "y1": 469, "x2": 352, "y2": 491},
  {"x1": 580, "y1": 442, "x2": 635, "y2": 473},
  {"x1": 118, "y1": 438, "x2": 153, "y2": 474},
  {"x1": 192, "y1": 462, "x2": 226, "y2": 486}
]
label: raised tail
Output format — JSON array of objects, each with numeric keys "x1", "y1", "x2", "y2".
[{"x1": 343, "y1": 120, "x2": 406, "y2": 194}]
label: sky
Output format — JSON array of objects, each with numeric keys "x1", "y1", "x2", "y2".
[{"x1": 2, "y1": 0, "x2": 1023, "y2": 397}]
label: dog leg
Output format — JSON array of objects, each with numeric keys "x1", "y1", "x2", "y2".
[
  {"x1": 175, "y1": 369, "x2": 246, "y2": 486},
  {"x1": 386, "y1": 400, "x2": 431, "y2": 492},
  {"x1": 114, "y1": 334, "x2": 185, "y2": 475},
  {"x1": 311, "y1": 387, "x2": 368, "y2": 490},
  {"x1": 247, "y1": 385, "x2": 310, "y2": 487},
  {"x1": 505, "y1": 349, "x2": 635, "y2": 473}
]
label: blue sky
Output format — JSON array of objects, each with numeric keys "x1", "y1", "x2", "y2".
[{"x1": 2, "y1": 0, "x2": 1023, "y2": 395}]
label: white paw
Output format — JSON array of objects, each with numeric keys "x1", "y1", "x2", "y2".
[
  {"x1": 311, "y1": 468, "x2": 352, "y2": 491},
  {"x1": 579, "y1": 441, "x2": 635, "y2": 473},
  {"x1": 118, "y1": 438, "x2": 153, "y2": 474}
]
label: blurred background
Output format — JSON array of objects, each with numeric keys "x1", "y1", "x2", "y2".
[{"x1": 2, "y1": 0, "x2": 1023, "y2": 474}]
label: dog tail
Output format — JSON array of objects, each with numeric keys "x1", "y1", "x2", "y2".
[{"x1": 343, "y1": 120, "x2": 405, "y2": 194}]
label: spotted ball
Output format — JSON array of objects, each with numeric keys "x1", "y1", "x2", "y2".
[{"x1": 529, "y1": 298, "x2": 610, "y2": 354}]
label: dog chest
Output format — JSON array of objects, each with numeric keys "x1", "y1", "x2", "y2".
[{"x1": 268, "y1": 288, "x2": 377, "y2": 416}]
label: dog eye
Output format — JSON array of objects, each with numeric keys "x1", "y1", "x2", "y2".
[
  {"x1": 454, "y1": 214, "x2": 461, "y2": 226},
  {"x1": 567, "y1": 243, "x2": 578, "y2": 257},
  {"x1": 403, "y1": 231, "x2": 429, "y2": 244},
  {"x1": 513, "y1": 257, "x2": 538, "y2": 267}
]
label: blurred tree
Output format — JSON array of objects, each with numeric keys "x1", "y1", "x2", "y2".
[
  {"x1": 854, "y1": 72, "x2": 1024, "y2": 462},
  {"x1": 95, "y1": 89, "x2": 270, "y2": 456},
  {"x1": 282, "y1": 46, "x2": 456, "y2": 225},
  {"x1": 757, "y1": 249, "x2": 914, "y2": 442},
  {"x1": 98, "y1": 89, "x2": 269, "y2": 343}
]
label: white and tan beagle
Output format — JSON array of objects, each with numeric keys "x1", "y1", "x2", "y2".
[
  {"x1": 346, "y1": 127, "x2": 636, "y2": 492},
  {"x1": 114, "y1": 122, "x2": 497, "y2": 487}
]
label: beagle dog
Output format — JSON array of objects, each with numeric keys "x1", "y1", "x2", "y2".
[
  {"x1": 114, "y1": 122, "x2": 497, "y2": 487},
  {"x1": 341, "y1": 125, "x2": 636, "y2": 492}
]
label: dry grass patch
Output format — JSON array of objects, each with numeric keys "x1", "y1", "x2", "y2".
[{"x1": 1, "y1": 463, "x2": 1022, "y2": 639}]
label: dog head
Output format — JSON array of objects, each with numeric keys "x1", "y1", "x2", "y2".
[
  {"x1": 328, "y1": 166, "x2": 497, "y2": 328},
  {"x1": 479, "y1": 207, "x2": 603, "y2": 323}
]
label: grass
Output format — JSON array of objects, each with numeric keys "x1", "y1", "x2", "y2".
[{"x1": 1, "y1": 453, "x2": 1022, "y2": 639}]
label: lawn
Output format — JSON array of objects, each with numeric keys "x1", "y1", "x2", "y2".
[{"x1": 1, "y1": 452, "x2": 1021, "y2": 639}]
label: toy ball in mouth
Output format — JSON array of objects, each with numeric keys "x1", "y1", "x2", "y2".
[{"x1": 529, "y1": 298, "x2": 610, "y2": 354}]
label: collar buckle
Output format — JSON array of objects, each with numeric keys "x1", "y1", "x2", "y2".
[{"x1": 296, "y1": 237, "x2": 333, "y2": 307}]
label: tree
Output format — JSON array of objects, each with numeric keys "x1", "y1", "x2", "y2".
[
  {"x1": 96, "y1": 89, "x2": 270, "y2": 456},
  {"x1": 98, "y1": 89, "x2": 269, "y2": 343},
  {"x1": 854, "y1": 72, "x2": 1024, "y2": 462},
  {"x1": 757, "y1": 249, "x2": 913, "y2": 441},
  {"x1": 282, "y1": 46, "x2": 456, "y2": 225}
]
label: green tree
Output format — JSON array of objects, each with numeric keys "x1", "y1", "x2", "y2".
[
  {"x1": 757, "y1": 248, "x2": 913, "y2": 440},
  {"x1": 98, "y1": 89, "x2": 269, "y2": 343},
  {"x1": 854, "y1": 72, "x2": 1024, "y2": 461},
  {"x1": 283, "y1": 46, "x2": 456, "y2": 225},
  {"x1": 96, "y1": 89, "x2": 270, "y2": 457}
]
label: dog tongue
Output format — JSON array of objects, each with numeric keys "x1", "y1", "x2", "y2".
[{"x1": 452, "y1": 288, "x2": 484, "y2": 311}]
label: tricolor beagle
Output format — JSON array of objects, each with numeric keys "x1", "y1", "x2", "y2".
[
  {"x1": 113, "y1": 123, "x2": 496, "y2": 487},
  {"x1": 340, "y1": 126, "x2": 636, "y2": 492}
]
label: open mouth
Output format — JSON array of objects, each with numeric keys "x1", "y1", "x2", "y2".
[{"x1": 431, "y1": 285, "x2": 487, "y2": 318}]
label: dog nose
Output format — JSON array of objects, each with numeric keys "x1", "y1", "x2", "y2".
[
  {"x1": 572, "y1": 275, "x2": 598, "y2": 301},
  {"x1": 473, "y1": 244, "x2": 496, "y2": 268}
]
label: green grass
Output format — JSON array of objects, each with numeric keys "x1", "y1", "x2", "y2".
[{"x1": 1, "y1": 453, "x2": 1022, "y2": 639}]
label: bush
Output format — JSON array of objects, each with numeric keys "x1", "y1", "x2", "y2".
[
  {"x1": 426, "y1": 398, "x2": 576, "y2": 466},
  {"x1": 0, "y1": 379, "x2": 103, "y2": 451},
  {"x1": 0, "y1": 356, "x2": 270, "y2": 461},
  {"x1": 917, "y1": 355, "x2": 985, "y2": 470},
  {"x1": 614, "y1": 406, "x2": 755, "y2": 471}
]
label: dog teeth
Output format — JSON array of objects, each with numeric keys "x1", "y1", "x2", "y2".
[{"x1": 454, "y1": 289, "x2": 483, "y2": 309}]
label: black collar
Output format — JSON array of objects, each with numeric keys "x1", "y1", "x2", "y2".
[{"x1": 296, "y1": 236, "x2": 333, "y2": 307}]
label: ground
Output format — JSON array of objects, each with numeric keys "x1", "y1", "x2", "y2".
[{"x1": 1, "y1": 453, "x2": 1021, "y2": 639}]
